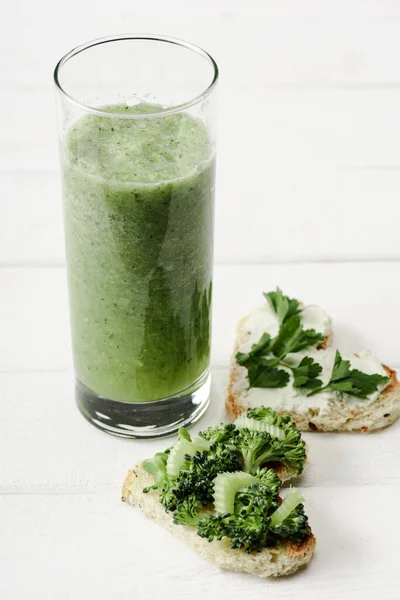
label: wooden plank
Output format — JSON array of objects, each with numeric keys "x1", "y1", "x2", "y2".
[
  {"x1": 216, "y1": 167, "x2": 400, "y2": 263},
  {"x1": 0, "y1": 172, "x2": 65, "y2": 266},
  {"x1": 0, "y1": 268, "x2": 71, "y2": 371},
  {"x1": 218, "y1": 89, "x2": 400, "y2": 169},
  {"x1": 10, "y1": 0, "x2": 400, "y2": 19},
  {"x1": 1, "y1": 263, "x2": 400, "y2": 372},
  {"x1": 0, "y1": 369, "x2": 399, "y2": 493},
  {"x1": 1, "y1": 484, "x2": 399, "y2": 599},
  {"x1": 4, "y1": 1, "x2": 400, "y2": 86}
]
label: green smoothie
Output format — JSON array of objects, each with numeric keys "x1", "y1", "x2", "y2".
[{"x1": 62, "y1": 104, "x2": 215, "y2": 403}]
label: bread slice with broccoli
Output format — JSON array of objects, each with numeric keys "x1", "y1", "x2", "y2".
[
  {"x1": 122, "y1": 407, "x2": 316, "y2": 578},
  {"x1": 226, "y1": 289, "x2": 400, "y2": 432}
]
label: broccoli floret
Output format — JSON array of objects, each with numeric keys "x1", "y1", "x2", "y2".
[
  {"x1": 247, "y1": 407, "x2": 306, "y2": 451},
  {"x1": 198, "y1": 480, "x2": 278, "y2": 553},
  {"x1": 253, "y1": 467, "x2": 281, "y2": 495},
  {"x1": 172, "y1": 496, "x2": 202, "y2": 527},
  {"x1": 236, "y1": 426, "x2": 306, "y2": 476},
  {"x1": 234, "y1": 481, "x2": 278, "y2": 519},
  {"x1": 142, "y1": 437, "x2": 242, "y2": 513},
  {"x1": 166, "y1": 444, "x2": 242, "y2": 510},
  {"x1": 247, "y1": 406, "x2": 292, "y2": 428},
  {"x1": 279, "y1": 428, "x2": 307, "y2": 474},
  {"x1": 235, "y1": 408, "x2": 306, "y2": 475},
  {"x1": 198, "y1": 423, "x2": 239, "y2": 445},
  {"x1": 197, "y1": 513, "x2": 232, "y2": 543},
  {"x1": 237, "y1": 430, "x2": 274, "y2": 473},
  {"x1": 273, "y1": 504, "x2": 310, "y2": 544}
]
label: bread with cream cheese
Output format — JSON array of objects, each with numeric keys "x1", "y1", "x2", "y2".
[{"x1": 226, "y1": 303, "x2": 400, "y2": 432}]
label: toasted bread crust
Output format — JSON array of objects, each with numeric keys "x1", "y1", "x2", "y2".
[
  {"x1": 122, "y1": 466, "x2": 316, "y2": 578},
  {"x1": 285, "y1": 531, "x2": 317, "y2": 560},
  {"x1": 121, "y1": 468, "x2": 138, "y2": 502},
  {"x1": 383, "y1": 364, "x2": 398, "y2": 391}
]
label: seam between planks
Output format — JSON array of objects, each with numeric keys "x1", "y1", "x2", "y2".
[
  {"x1": 3, "y1": 258, "x2": 400, "y2": 268},
  {"x1": 1, "y1": 480, "x2": 399, "y2": 497}
]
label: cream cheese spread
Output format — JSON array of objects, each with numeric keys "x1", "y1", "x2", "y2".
[{"x1": 237, "y1": 302, "x2": 389, "y2": 414}]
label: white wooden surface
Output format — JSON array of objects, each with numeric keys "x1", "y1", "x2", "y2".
[{"x1": 2, "y1": 1, "x2": 400, "y2": 598}]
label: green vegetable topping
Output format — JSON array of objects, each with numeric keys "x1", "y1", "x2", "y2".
[
  {"x1": 164, "y1": 445, "x2": 243, "y2": 511},
  {"x1": 237, "y1": 426, "x2": 306, "y2": 475},
  {"x1": 272, "y1": 504, "x2": 310, "y2": 544},
  {"x1": 235, "y1": 289, "x2": 390, "y2": 401},
  {"x1": 247, "y1": 405, "x2": 289, "y2": 425},
  {"x1": 172, "y1": 496, "x2": 201, "y2": 527},
  {"x1": 143, "y1": 442, "x2": 243, "y2": 512},
  {"x1": 247, "y1": 363, "x2": 290, "y2": 390},
  {"x1": 141, "y1": 406, "x2": 310, "y2": 554},
  {"x1": 197, "y1": 468, "x2": 309, "y2": 553},
  {"x1": 236, "y1": 332, "x2": 272, "y2": 367},
  {"x1": 198, "y1": 423, "x2": 239, "y2": 445},
  {"x1": 177, "y1": 427, "x2": 192, "y2": 442},
  {"x1": 307, "y1": 350, "x2": 390, "y2": 399},
  {"x1": 271, "y1": 315, "x2": 324, "y2": 359},
  {"x1": 166, "y1": 431, "x2": 210, "y2": 477},
  {"x1": 213, "y1": 471, "x2": 256, "y2": 514},
  {"x1": 235, "y1": 290, "x2": 324, "y2": 392},
  {"x1": 270, "y1": 488, "x2": 304, "y2": 526},
  {"x1": 264, "y1": 288, "x2": 301, "y2": 324},
  {"x1": 234, "y1": 415, "x2": 285, "y2": 439},
  {"x1": 142, "y1": 452, "x2": 170, "y2": 494},
  {"x1": 292, "y1": 356, "x2": 323, "y2": 390},
  {"x1": 236, "y1": 410, "x2": 306, "y2": 478}
]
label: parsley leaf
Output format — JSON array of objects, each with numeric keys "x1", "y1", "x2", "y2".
[
  {"x1": 264, "y1": 288, "x2": 300, "y2": 324},
  {"x1": 330, "y1": 351, "x2": 351, "y2": 382},
  {"x1": 247, "y1": 364, "x2": 290, "y2": 390},
  {"x1": 328, "y1": 351, "x2": 390, "y2": 398},
  {"x1": 271, "y1": 315, "x2": 325, "y2": 359},
  {"x1": 329, "y1": 371, "x2": 389, "y2": 397},
  {"x1": 308, "y1": 350, "x2": 390, "y2": 399},
  {"x1": 289, "y1": 327, "x2": 325, "y2": 354},
  {"x1": 236, "y1": 332, "x2": 272, "y2": 367},
  {"x1": 292, "y1": 356, "x2": 323, "y2": 390}
]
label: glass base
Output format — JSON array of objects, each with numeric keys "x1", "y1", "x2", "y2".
[{"x1": 75, "y1": 371, "x2": 211, "y2": 439}]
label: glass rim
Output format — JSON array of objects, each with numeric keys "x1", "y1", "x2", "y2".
[{"x1": 53, "y1": 34, "x2": 219, "y2": 119}]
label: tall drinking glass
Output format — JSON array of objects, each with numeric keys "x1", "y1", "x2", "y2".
[{"x1": 54, "y1": 35, "x2": 217, "y2": 437}]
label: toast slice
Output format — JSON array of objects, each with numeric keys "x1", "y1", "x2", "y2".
[
  {"x1": 122, "y1": 465, "x2": 316, "y2": 578},
  {"x1": 227, "y1": 309, "x2": 400, "y2": 432}
]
